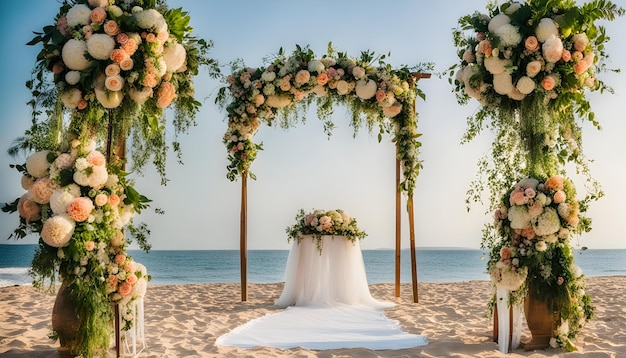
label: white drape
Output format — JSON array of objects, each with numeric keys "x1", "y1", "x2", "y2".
[{"x1": 496, "y1": 288, "x2": 523, "y2": 353}]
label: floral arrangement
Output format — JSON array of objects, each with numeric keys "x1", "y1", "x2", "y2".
[
  {"x1": 486, "y1": 175, "x2": 593, "y2": 350},
  {"x1": 217, "y1": 44, "x2": 432, "y2": 196},
  {"x1": 450, "y1": 0, "x2": 623, "y2": 204},
  {"x1": 285, "y1": 208, "x2": 367, "y2": 252},
  {"x1": 5, "y1": 137, "x2": 151, "y2": 356},
  {"x1": 27, "y1": 0, "x2": 219, "y2": 183}
]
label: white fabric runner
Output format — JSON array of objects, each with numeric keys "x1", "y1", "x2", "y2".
[{"x1": 216, "y1": 304, "x2": 428, "y2": 350}]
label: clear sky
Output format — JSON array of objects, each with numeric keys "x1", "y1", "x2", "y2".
[{"x1": 1, "y1": 0, "x2": 625, "y2": 250}]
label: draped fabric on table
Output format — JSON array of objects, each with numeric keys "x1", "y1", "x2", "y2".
[{"x1": 217, "y1": 236, "x2": 428, "y2": 350}]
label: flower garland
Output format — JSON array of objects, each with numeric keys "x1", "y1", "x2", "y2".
[
  {"x1": 6, "y1": 137, "x2": 151, "y2": 357},
  {"x1": 217, "y1": 44, "x2": 431, "y2": 197},
  {"x1": 26, "y1": 0, "x2": 219, "y2": 183},
  {"x1": 487, "y1": 175, "x2": 593, "y2": 350},
  {"x1": 285, "y1": 208, "x2": 367, "y2": 253}
]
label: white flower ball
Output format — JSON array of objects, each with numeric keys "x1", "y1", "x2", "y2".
[
  {"x1": 87, "y1": 33, "x2": 116, "y2": 61},
  {"x1": 484, "y1": 56, "x2": 510, "y2": 75},
  {"x1": 21, "y1": 175, "x2": 35, "y2": 190},
  {"x1": 488, "y1": 13, "x2": 511, "y2": 32},
  {"x1": 535, "y1": 18, "x2": 558, "y2": 43},
  {"x1": 134, "y1": 9, "x2": 163, "y2": 30},
  {"x1": 50, "y1": 189, "x2": 76, "y2": 215},
  {"x1": 62, "y1": 39, "x2": 92, "y2": 71},
  {"x1": 66, "y1": 4, "x2": 91, "y2": 28},
  {"x1": 65, "y1": 71, "x2": 81, "y2": 86},
  {"x1": 516, "y1": 76, "x2": 536, "y2": 94},
  {"x1": 507, "y1": 87, "x2": 525, "y2": 101},
  {"x1": 503, "y1": 2, "x2": 522, "y2": 14},
  {"x1": 107, "y1": 5, "x2": 123, "y2": 18},
  {"x1": 60, "y1": 88, "x2": 82, "y2": 109},
  {"x1": 508, "y1": 205, "x2": 531, "y2": 229},
  {"x1": 95, "y1": 88, "x2": 124, "y2": 108},
  {"x1": 355, "y1": 79, "x2": 377, "y2": 100},
  {"x1": 494, "y1": 24, "x2": 522, "y2": 47},
  {"x1": 265, "y1": 94, "x2": 292, "y2": 108},
  {"x1": 307, "y1": 60, "x2": 325, "y2": 74},
  {"x1": 492, "y1": 72, "x2": 514, "y2": 95},
  {"x1": 163, "y1": 43, "x2": 187, "y2": 73},
  {"x1": 542, "y1": 35, "x2": 564, "y2": 63},
  {"x1": 88, "y1": 166, "x2": 109, "y2": 189},
  {"x1": 26, "y1": 150, "x2": 51, "y2": 178},
  {"x1": 534, "y1": 207, "x2": 561, "y2": 236},
  {"x1": 129, "y1": 87, "x2": 153, "y2": 104},
  {"x1": 320, "y1": 57, "x2": 336, "y2": 67},
  {"x1": 41, "y1": 214, "x2": 75, "y2": 248}
]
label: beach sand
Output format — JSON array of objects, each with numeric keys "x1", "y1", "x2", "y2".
[{"x1": 1, "y1": 276, "x2": 624, "y2": 357}]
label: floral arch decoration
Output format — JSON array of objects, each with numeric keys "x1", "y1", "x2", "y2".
[
  {"x1": 218, "y1": 44, "x2": 433, "y2": 197},
  {"x1": 217, "y1": 44, "x2": 432, "y2": 302}
]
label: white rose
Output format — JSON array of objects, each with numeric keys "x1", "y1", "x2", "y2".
[
  {"x1": 526, "y1": 61, "x2": 542, "y2": 78},
  {"x1": 493, "y1": 72, "x2": 514, "y2": 95},
  {"x1": 62, "y1": 39, "x2": 92, "y2": 71},
  {"x1": 66, "y1": 4, "x2": 91, "y2": 28},
  {"x1": 106, "y1": 5, "x2": 123, "y2": 18},
  {"x1": 355, "y1": 79, "x2": 377, "y2": 100},
  {"x1": 335, "y1": 80, "x2": 350, "y2": 95},
  {"x1": 307, "y1": 60, "x2": 324, "y2": 74},
  {"x1": 87, "y1": 33, "x2": 116, "y2": 61},
  {"x1": 261, "y1": 71, "x2": 276, "y2": 82},
  {"x1": 60, "y1": 88, "x2": 83, "y2": 109},
  {"x1": 516, "y1": 76, "x2": 536, "y2": 95},
  {"x1": 163, "y1": 42, "x2": 187, "y2": 73},
  {"x1": 535, "y1": 18, "x2": 558, "y2": 43},
  {"x1": 488, "y1": 13, "x2": 511, "y2": 32},
  {"x1": 484, "y1": 56, "x2": 510, "y2": 75}
]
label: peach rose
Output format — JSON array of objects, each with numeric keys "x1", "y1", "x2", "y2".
[
  {"x1": 316, "y1": 72, "x2": 329, "y2": 86},
  {"x1": 110, "y1": 49, "x2": 127, "y2": 64},
  {"x1": 85, "y1": 241, "x2": 95, "y2": 251},
  {"x1": 94, "y1": 193, "x2": 108, "y2": 206},
  {"x1": 553, "y1": 190, "x2": 567, "y2": 204},
  {"x1": 516, "y1": 227, "x2": 536, "y2": 239},
  {"x1": 156, "y1": 30, "x2": 169, "y2": 42},
  {"x1": 572, "y1": 51, "x2": 584, "y2": 62},
  {"x1": 90, "y1": 7, "x2": 107, "y2": 24},
  {"x1": 500, "y1": 247, "x2": 512, "y2": 260},
  {"x1": 108, "y1": 193, "x2": 121, "y2": 206},
  {"x1": 67, "y1": 197, "x2": 94, "y2": 222},
  {"x1": 254, "y1": 94, "x2": 265, "y2": 106},
  {"x1": 105, "y1": 75, "x2": 124, "y2": 91},
  {"x1": 375, "y1": 89, "x2": 386, "y2": 102},
  {"x1": 279, "y1": 76, "x2": 292, "y2": 91},
  {"x1": 52, "y1": 62, "x2": 66, "y2": 75},
  {"x1": 156, "y1": 81, "x2": 176, "y2": 108},
  {"x1": 509, "y1": 190, "x2": 527, "y2": 206},
  {"x1": 541, "y1": 76, "x2": 556, "y2": 91},
  {"x1": 31, "y1": 177, "x2": 56, "y2": 204},
  {"x1": 119, "y1": 57, "x2": 134, "y2": 71},
  {"x1": 77, "y1": 99, "x2": 88, "y2": 110},
  {"x1": 526, "y1": 61, "x2": 542, "y2": 78},
  {"x1": 105, "y1": 63, "x2": 120, "y2": 77},
  {"x1": 478, "y1": 40, "x2": 492, "y2": 56},
  {"x1": 126, "y1": 273, "x2": 138, "y2": 285},
  {"x1": 115, "y1": 254, "x2": 127, "y2": 265},
  {"x1": 121, "y1": 38, "x2": 138, "y2": 55},
  {"x1": 524, "y1": 36, "x2": 540, "y2": 51},
  {"x1": 145, "y1": 33, "x2": 156, "y2": 43},
  {"x1": 561, "y1": 49, "x2": 571, "y2": 62},
  {"x1": 18, "y1": 194, "x2": 41, "y2": 222},
  {"x1": 573, "y1": 61, "x2": 590, "y2": 75},
  {"x1": 544, "y1": 175, "x2": 564, "y2": 191},
  {"x1": 294, "y1": 70, "x2": 311, "y2": 85},
  {"x1": 293, "y1": 90, "x2": 305, "y2": 101},
  {"x1": 87, "y1": 150, "x2": 106, "y2": 166},
  {"x1": 103, "y1": 20, "x2": 120, "y2": 36},
  {"x1": 118, "y1": 282, "x2": 133, "y2": 296}
]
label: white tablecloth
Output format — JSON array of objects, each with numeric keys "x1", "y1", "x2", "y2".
[{"x1": 275, "y1": 235, "x2": 392, "y2": 308}]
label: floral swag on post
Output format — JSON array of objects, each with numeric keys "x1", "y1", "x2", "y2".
[
  {"x1": 285, "y1": 209, "x2": 367, "y2": 253},
  {"x1": 217, "y1": 43, "x2": 432, "y2": 197},
  {"x1": 450, "y1": 0, "x2": 623, "y2": 351},
  {"x1": 3, "y1": 0, "x2": 218, "y2": 357}
]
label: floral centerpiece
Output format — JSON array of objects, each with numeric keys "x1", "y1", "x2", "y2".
[
  {"x1": 5, "y1": 137, "x2": 150, "y2": 356},
  {"x1": 285, "y1": 208, "x2": 367, "y2": 253},
  {"x1": 487, "y1": 175, "x2": 593, "y2": 350},
  {"x1": 217, "y1": 44, "x2": 432, "y2": 197},
  {"x1": 27, "y1": 0, "x2": 219, "y2": 183},
  {"x1": 450, "y1": 0, "x2": 623, "y2": 351}
]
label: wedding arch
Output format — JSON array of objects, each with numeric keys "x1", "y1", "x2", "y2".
[{"x1": 217, "y1": 44, "x2": 431, "y2": 302}]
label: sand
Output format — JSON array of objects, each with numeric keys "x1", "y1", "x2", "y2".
[{"x1": 1, "y1": 276, "x2": 625, "y2": 357}]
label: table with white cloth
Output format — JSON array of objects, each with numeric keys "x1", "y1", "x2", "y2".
[
  {"x1": 217, "y1": 235, "x2": 429, "y2": 350},
  {"x1": 275, "y1": 235, "x2": 390, "y2": 308}
]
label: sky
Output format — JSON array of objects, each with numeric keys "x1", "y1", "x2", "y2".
[{"x1": 0, "y1": 0, "x2": 625, "y2": 251}]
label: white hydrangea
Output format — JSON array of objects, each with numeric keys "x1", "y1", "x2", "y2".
[
  {"x1": 494, "y1": 24, "x2": 522, "y2": 47},
  {"x1": 107, "y1": 5, "x2": 123, "y2": 18},
  {"x1": 503, "y1": 2, "x2": 522, "y2": 14},
  {"x1": 50, "y1": 189, "x2": 76, "y2": 214},
  {"x1": 260, "y1": 71, "x2": 276, "y2": 83},
  {"x1": 60, "y1": 88, "x2": 82, "y2": 109},
  {"x1": 26, "y1": 150, "x2": 51, "y2": 178},
  {"x1": 535, "y1": 18, "x2": 559, "y2": 43},
  {"x1": 66, "y1": 4, "x2": 92, "y2": 28},
  {"x1": 534, "y1": 207, "x2": 561, "y2": 236},
  {"x1": 488, "y1": 13, "x2": 511, "y2": 32},
  {"x1": 307, "y1": 60, "x2": 324, "y2": 74},
  {"x1": 542, "y1": 35, "x2": 564, "y2": 63},
  {"x1": 508, "y1": 205, "x2": 531, "y2": 229},
  {"x1": 62, "y1": 39, "x2": 92, "y2": 71},
  {"x1": 65, "y1": 71, "x2": 81, "y2": 86},
  {"x1": 493, "y1": 72, "x2": 514, "y2": 95},
  {"x1": 484, "y1": 56, "x2": 510, "y2": 75},
  {"x1": 134, "y1": 9, "x2": 166, "y2": 32},
  {"x1": 87, "y1": 33, "x2": 116, "y2": 61},
  {"x1": 320, "y1": 57, "x2": 336, "y2": 67},
  {"x1": 516, "y1": 76, "x2": 536, "y2": 94}
]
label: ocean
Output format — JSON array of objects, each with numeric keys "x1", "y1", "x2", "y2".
[{"x1": 1, "y1": 244, "x2": 625, "y2": 287}]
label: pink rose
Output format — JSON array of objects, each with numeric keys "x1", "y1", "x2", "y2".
[
  {"x1": 524, "y1": 188, "x2": 536, "y2": 198},
  {"x1": 145, "y1": 33, "x2": 156, "y2": 43},
  {"x1": 57, "y1": 16, "x2": 70, "y2": 37},
  {"x1": 516, "y1": 227, "x2": 536, "y2": 239},
  {"x1": 118, "y1": 282, "x2": 133, "y2": 296},
  {"x1": 509, "y1": 190, "x2": 527, "y2": 206},
  {"x1": 557, "y1": 277, "x2": 564, "y2": 285},
  {"x1": 541, "y1": 76, "x2": 556, "y2": 91},
  {"x1": 103, "y1": 20, "x2": 120, "y2": 36},
  {"x1": 90, "y1": 7, "x2": 107, "y2": 24},
  {"x1": 67, "y1": 197, "x2": 94, "y2": 222},
  {"x1": 116, "y1": 33, "x2": 129, "y2": 45},
  {"x1": 477, "y1": 32, "x2": 486, "y2": 41}
]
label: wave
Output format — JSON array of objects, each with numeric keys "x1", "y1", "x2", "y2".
[{"x1": 0, "y1": 267, "x2": 32, "y2": 287}]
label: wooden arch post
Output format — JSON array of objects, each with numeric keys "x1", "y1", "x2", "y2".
[
  {"x1": 395, "y1": 72, "x2": 430, "y2": 303},
  {"x1": 240, "y1": 172, "x2": 248, "y2": 301}
]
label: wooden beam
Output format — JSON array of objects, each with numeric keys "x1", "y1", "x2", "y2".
[
  {"x1": 240, "y1": 172, "x2": 248, "y2": 301},
  {"x1": 408, "y1": 195, "x2": 419, "y2": 303},
  {"x1": 395, "y1": 145, "x2": 401, "y2": 298}
]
